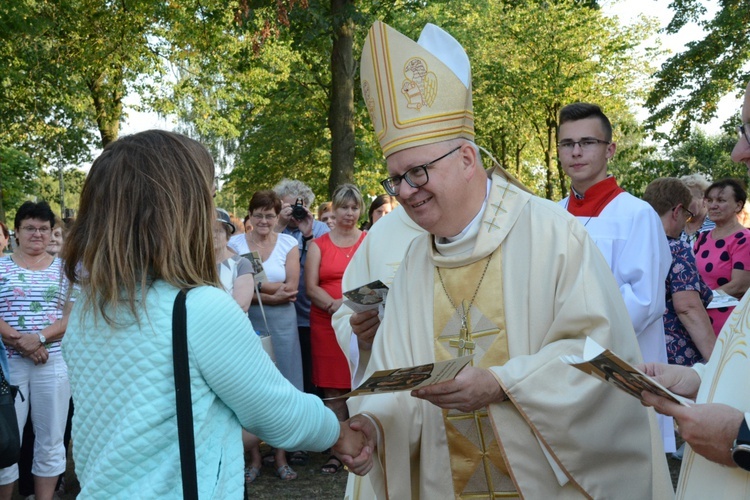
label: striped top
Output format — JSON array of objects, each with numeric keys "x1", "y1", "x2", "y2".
[{"x1": 0, "y1": 256, "x2": 72, "y2": 358}]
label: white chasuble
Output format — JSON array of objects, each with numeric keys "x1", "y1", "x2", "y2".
[
  {"x1": 434, "y1": 251, "x2": 516, "y2": 497},
  {"x1": 676, "y1": 292, "x2": 750, "y2": 499},
  {"x1": 347, "y1": 168, "x2": 674, "y2": 500}
]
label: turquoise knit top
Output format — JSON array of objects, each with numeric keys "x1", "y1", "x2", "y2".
[{"x1": 63, "y1": 281, "x2": 340, "y2": 498}]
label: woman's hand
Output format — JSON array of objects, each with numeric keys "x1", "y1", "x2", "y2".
[
  {"x1": 27, "y1": 345, "x2": 49, "y2": 365},
  {"x1": 336, "y1": 415, "x2": 376, "y2": 476},
  {"x1": 15, "y1": 332, "x2": 44, "y2": 357},
  {"x1": 327, "y1": 298, "x2": 343, "y2": 315}
]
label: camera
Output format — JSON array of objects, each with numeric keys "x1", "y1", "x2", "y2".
[{"x1": 291, "y1": 198, "x2": 307, "y2": 221}]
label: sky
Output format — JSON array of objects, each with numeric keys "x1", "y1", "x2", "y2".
[{"x1": 116, "y1": 1, "x2": 741, "y2": 145}]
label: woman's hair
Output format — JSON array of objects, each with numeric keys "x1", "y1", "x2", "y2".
[
  {"x1": 0, "y1": 221, "x2": 10, "y2": 240},
  {"x1": 331, "y1": 183, "x2": 364, "y2": 213},
  {"x1": 273, "y1": 179, "x2": 315, "y2": 207},
  {"x1": 679, "y1": 173, "x2": 712, "y2": 194},
  {"x1": 14, "y1": 201, "x2": 56, "y2": 230},
  {"x1": 317, "y1": 201, "x2": 333, "y2": 219},
  {"x1": 706, "y1": 178, "x2": 748, "y2": 206},
  {"x1": 52, "y1": 216, "x2": 67, "y2": 236},
  {"x1": 248, "y1": 190, "x2": 282, "y2": 215},
  {"x1": 63, "y1": 130, "x2": 218, "y2": 325},
  {"x1": 367, "y1": 194, "x2": 398, "y2": 226},
  {"x1": 642, "y1": 178, "x2": 692, "y2": 217}
]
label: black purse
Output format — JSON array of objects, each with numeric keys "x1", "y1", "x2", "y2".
[
  {"x1": 0, "y1": 363, "x2": 21, "y2": 468},
  {"x1": 173, "y1": 290, "x2": 198, "y2": 500}
]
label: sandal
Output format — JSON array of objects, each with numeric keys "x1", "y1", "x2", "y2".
[
  {"x1": 288, "y1": 450, "x2": 309, "y2": 466},
  {"x1": 320, "y1": 455, "x2": 343, "y2": 475},
  {"x1": 276, "y1": 464, "x2": 298, "y2": 481},
  {"x1": 244, "y1": 466, "x2": 261, "y2": 484}
]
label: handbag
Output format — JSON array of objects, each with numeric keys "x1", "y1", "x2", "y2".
[
  {"x1": 0, "y1": 363, "x2": 21, "y2": 468},
  {"x1": 254, "y1": 281, "x2": 276, "y2": 364},
  {"x1": 172, "y1": 290, "x2": 198, "y2": 500}
]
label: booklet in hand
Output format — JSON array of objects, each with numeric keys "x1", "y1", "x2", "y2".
[
  {"x1": 327, "y1": 355, "x2": 474, "y2": 399},
  {"x1": 343, "y1": 279, "x2": 389, "y2": 313},
  {"x1": 560, "y1": 337, "x2": 690, "y2": 406}
]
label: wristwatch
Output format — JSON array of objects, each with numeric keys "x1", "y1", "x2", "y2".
[
  {"x1": 36, "y1": 332, "x2": 46, "y2": 345},
  {"x1": 731, "y1": 418, "x2": 750, "y2": 471}
]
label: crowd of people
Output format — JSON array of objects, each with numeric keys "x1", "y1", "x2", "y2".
[{"x1": 0, "y1": 18, "x2": 748, "y2": 500}]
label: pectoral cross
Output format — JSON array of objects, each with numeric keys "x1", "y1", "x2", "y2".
[{"x1": 449, "y1": 301, "x2": 475, "y2": 356}]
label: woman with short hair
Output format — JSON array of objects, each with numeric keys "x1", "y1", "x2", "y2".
[
  {"x1": 0, "y1": 201, "x2": 72, "y2": 500},
  {"x1": 694, "y1": 178, "x2": 750, "y2": 336}
]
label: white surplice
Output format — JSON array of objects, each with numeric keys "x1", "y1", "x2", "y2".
[{"x1": 560, "y1": 191, "x2": 676, "y2": 452}]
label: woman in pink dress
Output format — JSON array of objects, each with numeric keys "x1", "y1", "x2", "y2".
[
  {"x1": 305, "y1": 183, "x2": 366, "y2": 474},
  {"x1": 693, "y1": 178, "x2": 750, "y2": 336}
]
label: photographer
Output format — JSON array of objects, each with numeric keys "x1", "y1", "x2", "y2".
[{"x1": 272, "y1": 179, "x2": 330, "y2": 407}]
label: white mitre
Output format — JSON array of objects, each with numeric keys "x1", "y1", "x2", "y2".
[{"x1": 360, "y1": 21, "x2": 474, "y2": 157}]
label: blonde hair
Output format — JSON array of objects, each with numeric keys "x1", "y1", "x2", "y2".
[
  {"x1": 331, "y1": 184, "x2": 365, "y2": 213},
  {"x1": 679, "y1": 173, "x2": 712, "y2": 194},
  {"x1": 63, "y1": 130, "x2": 219, "y2": 326}
]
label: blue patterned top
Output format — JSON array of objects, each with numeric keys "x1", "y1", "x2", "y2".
[{"x1": 664, "y1": 238, "x2": 712, "y2": 366}]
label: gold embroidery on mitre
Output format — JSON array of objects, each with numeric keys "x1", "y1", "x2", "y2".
[
  {"x1": 434, "y1": 249, "x2": 517, "y2": 498},
  {"x1": 402, "y1": 58, "x2": 437, "y2": 110},
  {"x1": 360, "y1": 21, "x2": 474, "y2": 157}
]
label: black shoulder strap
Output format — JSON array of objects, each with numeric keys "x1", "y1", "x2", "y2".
[{"x1": 172, "y1": 289, "x2": 198, "y2": 500}]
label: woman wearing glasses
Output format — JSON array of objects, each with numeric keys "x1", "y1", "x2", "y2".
[
  {"x1": 228, "y1": 190, "x2": 303, "y2": 481},
  {"x1": 693, "y1": 178, "x2": 750, "y2": 336},
  {"x1": 643, "y1": 178, "x2": 715, "y2": 366},
  {"x1": 0, "y1": 201, "x2": 73, "y2": 500}
]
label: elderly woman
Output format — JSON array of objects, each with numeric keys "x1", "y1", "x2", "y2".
[
  {"x1": 0, "y1": 201, "x2": 72, "y2": 500},
  {"x1": 693, "y1": 178, "x2": 750, "y2": 336},
  {"x1": 679, "y1": 173, "x2": 716, "y2": 247},
  {"x1": 643, "y1": 178, "x2": 715, "y2": 365},
  {"x1": 46, "y1": 217, "x2": 66, "y2": 257},
  {"x1": 60, "y1": 131, "x2": 367, "y2": 497},
  {"x1": 306, "y1": 183, "x2": 366, "y2": 474}
]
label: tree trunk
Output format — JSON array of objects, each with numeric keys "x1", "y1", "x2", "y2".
[
  {"x1": 327, "y1": 0, "x2": 355, "y2": 197},
  {"x1": 87, "y1": 67, "x2": 124, "y2": 148}
]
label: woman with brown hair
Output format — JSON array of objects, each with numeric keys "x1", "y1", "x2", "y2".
[
  {"x1": 228, "y1": 190, "x2": 303, "y2": 481},
  {"x1": 60, "y1": 130, "x2": 366, "y2": 497},
  {"x1": 693, "y1": 178, "x2": 750, "y2": 335}
]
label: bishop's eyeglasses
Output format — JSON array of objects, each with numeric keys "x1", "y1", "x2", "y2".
[{"x1": 380, "y1": 146, "x2": 461, "y2": 196}]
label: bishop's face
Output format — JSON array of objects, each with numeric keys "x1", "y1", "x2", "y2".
[
  {"x1": 731, "y1": 82, "x2": 750, "y2": 176},
  {"x1": 386, "y1": 142, "x2": 469, "y2": 238}
]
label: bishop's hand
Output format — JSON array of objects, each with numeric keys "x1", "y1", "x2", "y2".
[{"x1": 411, "y1": 366, "x2": 506, "y2": 413}]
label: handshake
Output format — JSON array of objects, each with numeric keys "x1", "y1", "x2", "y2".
[{"x1": 331, "y1": 414, "x2": 378, "y2": 476}]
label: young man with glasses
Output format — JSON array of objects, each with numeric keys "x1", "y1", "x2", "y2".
[
  {"x1": 339, "y1": 21, "x2": 673, "y2": 499},
  {"x1": 641, "y1": 81, "x2": 750, "y2": 498},
  {"x1": 558, "y1": 103, "x2": 675, "y2": 454}
]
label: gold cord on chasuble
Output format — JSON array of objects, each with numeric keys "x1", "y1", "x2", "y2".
[{"x1": 434, "y1": 249, "x2": 518, "y2": 498}]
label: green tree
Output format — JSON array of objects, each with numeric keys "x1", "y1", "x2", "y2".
[
  {"x1": 0, "y1": 147, "x2": 42, "y2": 223},
  {"x1": 645, "y1": 0, "x2": 750, "y2": 142},
  {"x1": 464, "y1": 0, "x2": 659, "y2": 199}
]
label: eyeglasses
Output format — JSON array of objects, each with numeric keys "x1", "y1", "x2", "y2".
[
  {"x1": 20, "y1": 226, "x2": 51, "y2": 234},
  {"x1": 251, "y1": 213, "x2": 278, "y2": 221},
  {"x1": 675, "y1": 205, "x2": 695, "y2": 223},
  {"x1": 739, "y1": 124, "x2": 750, "y2": 147},
  {"x1": 380, "y1": 146, "x2": 460, "y2": 196},
  {"x1": 557, "y1": 139, "x2": 610, "y2": 151}
]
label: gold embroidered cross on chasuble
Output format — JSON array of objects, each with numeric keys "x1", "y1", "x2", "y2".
[{"x1": 434, "y1": 250, "x2": 518, "y2": 499}]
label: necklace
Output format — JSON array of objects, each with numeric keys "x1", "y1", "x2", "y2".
[
  {"x1": 248, "y1": 232, "x2": 275, "y2": 249},
  {"x1": 436, "y1": 253, "x2": 493, "y2": 355},
  {"x1": 15, "y1": 252, "x2": 49, "y2": 270}
]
